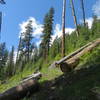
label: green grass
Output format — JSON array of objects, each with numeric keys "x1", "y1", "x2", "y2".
[
  {"x1": 0, "y1": 25, "x2": 100, "y2": 98},
  {"x1": 0, "y1": 67, "x2": 35, "y2": 93},
  {"x1": 26, "y1": 46, "x2": 100, "y2": 100},
  {"x1": 0, "y1": 42, "x2": 100, "y2": 95},
  {"x1": 0, "y1": 61, "x2": 62, "y2": 93}
]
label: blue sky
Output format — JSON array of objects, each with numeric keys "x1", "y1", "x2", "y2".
[{"x1": 0, "y1": 0, "x2": 99, "y2": 51}]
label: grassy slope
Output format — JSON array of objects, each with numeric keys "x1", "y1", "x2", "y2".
[
  {"x1": 0, "y1": 38, "x2": 100, "y2": 94},
  {"x1": 0, "y1": 60, "x2": 63, "y2": 93},
  {"x1": 25, "y1": 45, "x2": 100, "y2": 100},
  {"x1": 0, "y1": 24, "x2": 100, "y2": 100}
]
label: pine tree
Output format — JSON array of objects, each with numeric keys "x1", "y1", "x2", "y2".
[
  {"x1": 50, "y1": 37, "x2": 61, "y2": 58},
  {"x1": 23, "y1": 20, "x2": 33, "y2": 61},
  {"x1": 39, "y1": 41, "x2": 45, "y2": 58},
  {"x1": 0, "y1": 43, "x2": 8, "y2": 79},
  {"x1": 17, "y1": 20, "x2": 33, "y2": 63},
  {"x1": 32, "y1": 46, "x2": 38, "y2": 63},
  {"x1": 16, "y1": 34, "x2": 24, "y2": 71},
  {"x1": 92, "y1": 16, "x2": 100, "y2": 37},
  {"x1": 42, "y1": 7, "x2": 54, "y2": 58},
  {"x1": 7, "y1": 46, "x2": 15, "y2": 76},
  {"x1": 16, "y1": 20, "x2": 34, "y2": 72}
]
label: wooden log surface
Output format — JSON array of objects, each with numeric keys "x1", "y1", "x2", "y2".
[{"x1": 0, "y1": 72, "x2": 42, "y2": 100}]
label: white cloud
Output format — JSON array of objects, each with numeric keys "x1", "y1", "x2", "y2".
[
  {"x1": 51, "y1": 24, "x2": 75, "y2": 43},
  {"x1": 19, "y1": 17, "x2": 43, "y2": 46},
  {"x1": 14, "y1": 51, "x2": 17, "y2": 63},
  {"x1": 80, "y1": 18, "x2": 94, "y2": 29},
  {"x1": 86, "y1": 18, "x2": 94, "y2": 29},
  {"x1": 92, "y1": 0, "x2": 100, "y2": 16},
  {"x1": 36, "y1": 39, "x2": 42, "y2": 47},
  {"x1": 19, "y1": 18, "x2": 75, "y2": 46},
  {"x1": 19, "y1": 17, "x2": 43, "y2": 37}
]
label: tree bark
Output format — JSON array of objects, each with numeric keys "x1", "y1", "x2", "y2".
[
  {"x1": 0, "y1": 12, "x2": 2, "y2": 41},
  {"x1": 70, "y1": 0, "x2": 79, "y2": 37},
  {"x1": 81, "y1": 0, "x2": 86, "y2": 26},
  {"x1": 62, "y1": 0, "x2": 66, "y2": 57}
]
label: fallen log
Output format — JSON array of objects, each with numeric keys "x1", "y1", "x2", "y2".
[
  {"x1": 49, "y1": 38, "x2": 100, "y2": 72},
  {"x1": 57, "y1": 38, "x2": 100, "y2": 65},
  {"x1": 0, "y1": 72, "x2": 42, "y2": 100},
  {"x1": 60, "y1": 38, "x2": 100, "y2": 72}
]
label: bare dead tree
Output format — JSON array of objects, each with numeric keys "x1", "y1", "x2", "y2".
[
  {"x1": 62, "y1": 0, "x2": 66, "y2": 57},
  {"x1": 70, "y1": 0, "x2": 79, "y2": 37},
  {"x1": 80, "y1": 0, "x2": 86, "y2": 26}
]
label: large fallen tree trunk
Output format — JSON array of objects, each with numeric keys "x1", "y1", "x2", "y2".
[
  {"x1": 0, "y1": 72, "x2": 42, "y2": 100},
  {"x1": 49, "y1": 38, "x2": 100, "y2": 72}
]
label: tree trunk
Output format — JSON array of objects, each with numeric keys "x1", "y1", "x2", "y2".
[
  {"x1": 81, "y1": 0, "x2": 86, "y2": 26},
  {"x1": 62, "y1": 0, "x2": 66, "y2": 57},
  {"x1": 27, "y1": 40, "x2": 30, "y2": 62},
  {"x1": 0, "y1": 12, "x2": 2, "y2": 41},
  {"x1": 70, "y1": 0, "x2": 79, "y2": 37}
]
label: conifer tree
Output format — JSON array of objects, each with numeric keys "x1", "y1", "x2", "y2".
[
  {"x1": 7, "y1": 46, "x2": 15, "y2": 76},
  {"x1": 23, "y1": 20, "x2": 33, "y2": 61},
  {"x1": 17, "y1": 20, "x2": 33, "y2": 63},
  {"x1": 0, "y1": 43, "x2": 8, "y2": 79},
  {"x1": 42, "y1": 7, "x2": 54, "y2": 58}
]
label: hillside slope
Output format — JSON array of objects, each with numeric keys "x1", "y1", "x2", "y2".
[{"x1": 23, "y1": 45, "x2": 100, "y2": 100}]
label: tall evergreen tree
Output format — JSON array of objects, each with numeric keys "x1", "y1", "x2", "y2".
[
  {"x1": 0, "y1": 43, "x2": 8, "y2": 79},
  {"x1": 16, "y1": 20, "x2": 34, "y2": 72},
  {"x1": 23, "y1": 20, "x2": 33, "y2": 61},
  {"x1": 92, "y1": 16, "x2": 100, "y2": 36},
  {"x1": 17, "y1": 20, "x2": 33, "y2": 63},
  {"x1": 42, "y1": 7, "x2": 54, "y2": 58},
  {"x1": 7, "y1": 46, "x2": 15, "y2": 76}
]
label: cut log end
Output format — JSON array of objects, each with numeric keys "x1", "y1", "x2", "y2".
[
  {"x1": 60, "y1": 62, "x2": 72, "y2": 73},
  {"x1": 60, "y1": 58, "x2": 80, "y2": 73}
]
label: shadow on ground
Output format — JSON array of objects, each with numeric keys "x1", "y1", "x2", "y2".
[{"x1": 24, "y1": 63, "x2": 100, "y2": 100}]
